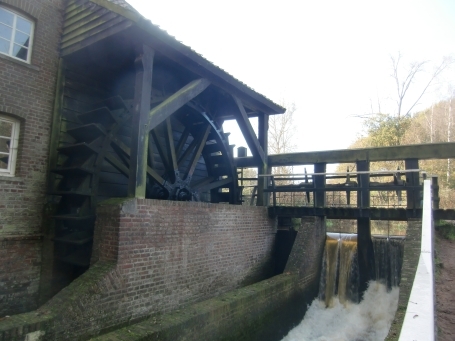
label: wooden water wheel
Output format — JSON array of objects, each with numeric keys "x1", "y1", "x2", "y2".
[{"x1": 49, "y1": 94, "x2": 238, "y2": 291}]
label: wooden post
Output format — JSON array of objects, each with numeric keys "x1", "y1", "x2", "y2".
[
  {"x1": 432, "y1": 176, "x2": 440, "y2": 209},
  {"x1": 128, "y1": 45, "x2": 154, "y2": 198},
  {"x1": 405, "y1": 158, "x2": 420, "y2": 209},
  {"x1": 314, "y1": 163, "x2": 326, "y2": 207},
  {"x1": 356, "y1": 160, "x2": 375, "y2": 298},
  {"x1": 257, "y1": 112, "x2": 269, "y2": 206}
]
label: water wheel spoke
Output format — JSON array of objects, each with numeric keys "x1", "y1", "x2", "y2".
[
  {"x1": 151, "y1": 128, "x2": 171, "y2": 177},
  {"x1": 164, "y1": 117, "x2": 178, "y2": 175},
  {"x1": 147, "y1": 165, "x2": 167, "y2": 186},
  {"x1": 147, "y1": 134, "x2": 155, "y2": 168},
  {"x1": 175, "y1": 126, "x2": 191, "y2": 159},
  {"x1": 191, "y1": 176, "x2": 215, "y2": 189},
  {"x1": 185, "y1": 124, "x2": 211, "y2": 180},
  {"x1": 105, "y1": 150, "x2": 130, "y2": 177},
  {"x1": 196, "y1": 177, "x2": 232, "y2": 191},
  {"x1": 111, "y1": 136, "x2": 166, "y2": 188}
]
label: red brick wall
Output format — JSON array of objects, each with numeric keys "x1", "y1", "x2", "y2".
[
  {"x1": 44, "y1": 199, "x2": 276, "y2": 338},
  {"x1": 99, "y1": 198, "x2": 276, "y2": 314},
  {"x1": 0, "y1": 0, "x2": 64, "y2": 316}
]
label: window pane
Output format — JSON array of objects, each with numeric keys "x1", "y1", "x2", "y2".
[
  {"x1": 0, "y1": 155, "x2": 9, "y2": 170},
  {"x1": 16, "y1": 16, "x2": 31, "y2": 34},
  {"x1": 0, "y1": 23, "x2": 12, "y2": 40},
  {"x1": 0, "y1": 37, "x2": 9, "y2": 53},
  {"x1": 14, "y1": 30, "x2": 29, "y2": 47},
  {"x1": 12, "y1": 43, "x2": 27, "y2": 60},
  {"x1": 0, "y1": 120, "x2": 13, "y2": 137},
  {"x1": 0, "y1": 137, "x2": 11, "y2": 154},
  {"x1": 0, "y1": 8, "x2": 13, "y2": 27}
]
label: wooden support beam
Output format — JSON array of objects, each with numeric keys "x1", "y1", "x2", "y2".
[
  {"x1": 405, "y1": 158, "x2": 420, "y2": 210},
  {"x1": 257, "y1": 112, "x2": 269, "y2": 206},
  {"x1": 269, "y1": 206, "x2": 426, "y2": 221},
  {"x1": 128, "y1": 45, "x2": 154, "y2": 198},
  {"x1": 314, "y1": 163, "x2": 326, "y2": 207},
  {"x1": 356, "y1": 160, "x2": 375, "y2": 298},
  {"x1": 232, "y1": 95, "x2": 266, "y2": 165},
  {"x1": 148, "y1": 78, "x2": 210, "y2": 132}
]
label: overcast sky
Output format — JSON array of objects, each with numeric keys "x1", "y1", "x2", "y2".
[{"x1": 126, "y1": 0, "x2": 455, "y2": 155}]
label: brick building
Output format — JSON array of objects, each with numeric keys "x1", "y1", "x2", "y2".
[
  {"x1": 0, "y1": 0, "x2": 284, "y2": 329},
  {"x1": 0, "y1": 0, "x2": 65, "y2": 316}
]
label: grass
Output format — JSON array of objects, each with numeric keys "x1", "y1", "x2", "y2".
[{"x1": 435, "y1": 220, "x2": 455, "y2": 240}]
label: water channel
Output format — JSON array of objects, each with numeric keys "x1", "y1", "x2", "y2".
[{"x1": 281, "y1": 233, "x2": 404, "y2": 341}]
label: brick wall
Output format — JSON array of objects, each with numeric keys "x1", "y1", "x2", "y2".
[
  {"x1": 285, "y1": 216, "x2": 327, "y2": 287},
  {"x1": 37, "y1": 198, "x2": 276, "y2": 339},
  {"x1": 0, "y1": 0, "x2": 64, "y2": 316}
]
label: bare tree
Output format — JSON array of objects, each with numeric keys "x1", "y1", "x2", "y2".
[
  {"x1": 390, "y1": 53, "x2": 453, "y2": 144},
  {"x1": 268, "y1": 101, "x2": 296, "y2": 155},
  {"x1": 268, "y1": 101, "x2": 297, "y2": 177}
]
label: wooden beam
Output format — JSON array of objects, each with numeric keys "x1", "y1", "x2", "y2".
[
  {"x1": 148, "y1": 78, "x2": 210, "y2": 132},
  {"x1": 268, "y1": 142, "x2": 455, "y2": 166},
  {"x1": 405, "y1": 159, "x2": 420, "y2": 209},
  {"x1": 269, "y1": 206, "x2": 428, "y2": 221},
  {"x1": 257, "y1": 112, "x2": 269, "y2": 206},
  {"x1": 47, "y1": 58, "x2": 66, "y2": 193},
  {"x1": 128, "y1": 45, "x2": 154, "y2": 198},
  {"x1": 232, "y1": 95, "x2": 265, "y2": 165}
]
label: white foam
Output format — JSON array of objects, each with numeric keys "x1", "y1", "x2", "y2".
[{"x1": 281, "y1": 281, "x2": 399, "y2": 341}]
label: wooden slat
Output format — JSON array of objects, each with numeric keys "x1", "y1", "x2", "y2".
[
  {"x1": 61, "y1": 19, "x2": 133, "y2": 56},
  {"x1": 62, "y1": 11, "x2": 119, "y2": 45},
  {"x1": 64, "y1": 7, "x2": 108, "y2": 33}
]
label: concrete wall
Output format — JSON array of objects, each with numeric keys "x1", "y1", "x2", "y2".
[
  {"x1": 0, "y1": 199, "x2": 276, "y2": 340},
  {"x1": 386, "y1": 218, "x2": 422, "y2": 340},
  {"x1": 0, "y1": 0, "x2": 64, "y2": 316}
]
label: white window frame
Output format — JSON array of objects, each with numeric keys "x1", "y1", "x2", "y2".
[
  {"x1": 0, "y1": 115, "x2": 20, "y2": 177},
  {"x1": 0, "y1": 6, "x2": 34, "y2": 63}
]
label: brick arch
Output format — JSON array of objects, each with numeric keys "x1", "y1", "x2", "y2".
[
  {"x1": 0, "y1": 0, "x2": 42, "y2": 19},
  {"x1": 0, "y1": 105, "x2": 26, "y2": 121}
]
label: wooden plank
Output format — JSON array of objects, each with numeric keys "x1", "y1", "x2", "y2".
[
  {"x1": 268, "y1": 142, "x2": 455, "y2": 166},
  {"x1": 232, "y1": 95, "x2": 265, "y2": 165},
  {"x1": 148, "y1": 78, "x2": 211, "y2": 131}
]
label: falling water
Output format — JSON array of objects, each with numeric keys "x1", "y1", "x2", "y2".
[{"x1": 281, "y1": 233, "x2": 403, "y2": 341}]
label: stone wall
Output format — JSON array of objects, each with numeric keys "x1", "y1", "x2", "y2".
[{"x1": 0, "y1": 0, "x2": 64, "y2": 316}]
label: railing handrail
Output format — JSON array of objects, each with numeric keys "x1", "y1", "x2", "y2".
[{"x1": 258, "y1": 169, "x2": 423, "y2": 177}]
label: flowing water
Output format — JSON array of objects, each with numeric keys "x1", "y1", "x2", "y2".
[{"x1": 281, "y1": 233, "x2": 403, "y2": 341}]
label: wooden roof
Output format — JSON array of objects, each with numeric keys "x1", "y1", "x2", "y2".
[{"x1": 61, "y1": 0, "x2": 285, "y2": 115}]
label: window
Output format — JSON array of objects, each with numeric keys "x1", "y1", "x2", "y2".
[
  {"x1": 0, "y1": 6, "x2": 33, "y2": 63},
  {"x1": 0, "y1": 115, "x2": 20, "y2": 176}
]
